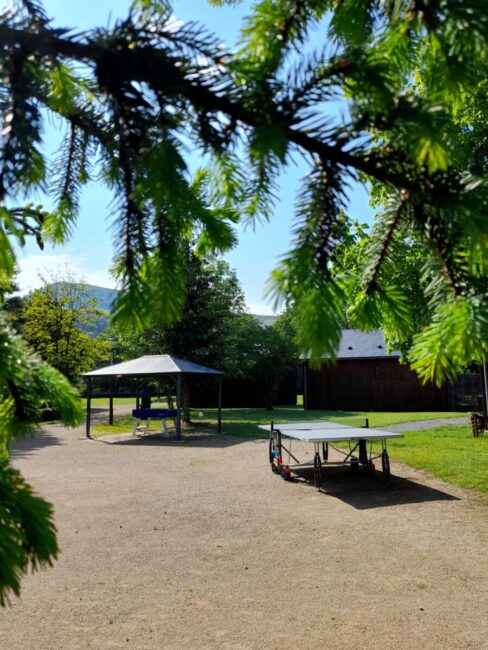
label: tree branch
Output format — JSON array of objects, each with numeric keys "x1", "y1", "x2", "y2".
[{"x1": 0, "y1": 23, "x2": 417, "y2": 193}]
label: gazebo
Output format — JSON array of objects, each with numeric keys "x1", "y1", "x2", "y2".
[{"x1": 83, "y1": 355, "x2": 224, "y2": 441}]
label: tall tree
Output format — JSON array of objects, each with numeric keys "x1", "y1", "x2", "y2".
[
  {"x1": 117, "y1": 251, "x2": 245, "y2": 419},
  {"x1": 225, "y1": 312, "x2": 296, "y2": 409}
]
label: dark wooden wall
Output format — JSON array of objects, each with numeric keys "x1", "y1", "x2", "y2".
[
  {"x1": 190, "y1": 370, "x2": 298, "y2": 409},
  {"x1": 304, "y1": 359, "x2": 449, "y2": 411},
  {"x1": 449, "y1": 369, "x2": 483, "y2": 410}
]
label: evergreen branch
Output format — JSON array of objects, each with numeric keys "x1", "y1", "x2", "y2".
[
  {"x1": 0, "y1": 23, "x2": 417, "y2": 192},
  {"x1": 5, "y1": 207, "x2": 45, "y2": 249},
  {"x1": 365, "y1": 196, "x2": 407, "y2": 293},
  {"x1": 144, "y1": 20, "x2": 230, "y2": 68},
  {"x1": 60, "y1": 121, "x2": 77, "y2": 204},
  {"x1": 279, "y1": 0, "x2": 308, "y2": 48},
  {"x1": 0, "y1": 462, "x2": 58, "y2": 606},
  {"x1": 413, "y1": 204, "x2": 462, "y2": 297},
  {"x1": 285, "y1": 55, "x2": 350, "y2": 112},
  {"x1": 0, "y1": 48, "x2": 25, "y2": 205},
  {"x1": 19, "y1": 0, "x2": 48, "y2": 23}
]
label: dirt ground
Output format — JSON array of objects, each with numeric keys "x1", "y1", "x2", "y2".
[{"x1": 2, "y1": 414, "x2": 488, "y2": 650}]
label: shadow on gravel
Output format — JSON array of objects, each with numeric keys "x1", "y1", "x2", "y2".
[
  {"x1": 10, "y1": 428, "x2": 63, "y2": 460},
  {"x1": 283, "y1": 466, "x2": 459, "y2": 509},
  {"x1": 94, "y1": 431, "x2": 249, "y2": 449}
]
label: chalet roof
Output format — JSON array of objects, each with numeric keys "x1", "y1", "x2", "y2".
[
  {"x1": 301, "y1": 329, "x2": 401, "y2": 361},
  {"x1": 332, "y1": 329, "x2": 400, "y2": 360},
  {"x1": 83, "y1": 355, "x2": 224, "y2": 377}
]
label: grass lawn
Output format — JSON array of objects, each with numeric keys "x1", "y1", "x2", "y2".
[
  {"x1": 92, "y1": 400, "x2": 466, "y2": 438},
  {"x1": 90, "y1": 400, "x2": 488, "y2": 495},
  {"x1": 387, "y1": 425, "x2": 488, "y2": 494},
  {"x1": 87, "y1": 396, "x2": 140, "y2": 407}
]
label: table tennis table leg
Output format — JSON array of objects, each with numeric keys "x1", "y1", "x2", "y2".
[
  {"x1": 381, "y1": 440, "x2": 391, "y2": 479},
  {"x1": 313, "y1": 442, "x2": 322, "y2": 488},
  {"x1": 322, "y1": 442, "x2": 328, "y2": 462},
  {"x1": 358, "y1": 439, "x2": 368, "y2": 467}
]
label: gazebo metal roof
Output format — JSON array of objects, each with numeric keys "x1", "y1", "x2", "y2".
[{"x1": 83, "y1": 355, "x2": 224, "y2": 378}]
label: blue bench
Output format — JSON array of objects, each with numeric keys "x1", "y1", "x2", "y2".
[{"x1": 132, "y1": 408, "x2": 178, "y2": 437}]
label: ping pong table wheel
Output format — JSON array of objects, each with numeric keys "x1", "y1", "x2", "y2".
[
  {"x1": 381, "y1": 449, "x2": 390, "y2": 479},
  {"x1": 280, "y1": 465, "x2": 291, "y2": 480},
  {"x1": 313, "y1": 453, "x2": 322, "y2": 488},
  {"x1": 350, "y1": 459, "x2": 359, "y2": 472}
]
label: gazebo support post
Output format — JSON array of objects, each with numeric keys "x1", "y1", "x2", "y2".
[
  {"x1": 176, "y1": 374, "x2": 182, "y2": 441},
  {"x1": 108, "y1": 378, "x2": 114, "y2": 426},
  {"x1": 217, "y1": 376, "x2": 222, "y2": 433},
  {"x1": 136, "y1": 379, "x2": 140, "y2": 410},
  {"x1": 86, "y1": 377, "x2": 92, "y2": 439}
]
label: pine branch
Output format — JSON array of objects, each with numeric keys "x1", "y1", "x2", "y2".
[
  {"x1": 279, "y1": 0, "x2": 309, "y2": 48},
  {"x1": 60, "y1": 122, "x2": 77, "y2": 204},
  {"x1": 5, "y1": 207, "x2": 45, "y2": 249},
  {"x1": 0, "y1": 48, "x2": 25, "y2": 205},
  {"x1": 366, "y1": 196, "x2": 407, "y2": 293},
  {"x1": 0, "y1": 23, "x2": 417, "y2": 193}
]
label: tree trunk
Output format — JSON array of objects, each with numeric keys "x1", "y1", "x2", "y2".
[{"x1": 183, "y1": 380, "x2": 191, "y2": 423}]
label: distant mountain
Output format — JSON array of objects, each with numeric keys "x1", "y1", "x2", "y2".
[
  {"x1": 66, "y1": 283, "x2": 277, "y2": 333},
  {"x1": 75, "y1": 284, "x2": 117, "y2": 334},
  {"x1": 82, "y1": 284, "x2": 119, "y2": 314},
  {"x1": 254, "y1": 314, "x2": 277, "y2": 327}
]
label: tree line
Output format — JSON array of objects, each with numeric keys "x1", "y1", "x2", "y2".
[{"x1": 5, "y1": 252, "x2": 298, "y2": 414}]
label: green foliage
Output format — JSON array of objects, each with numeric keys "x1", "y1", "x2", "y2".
[
  {"x1": 0, "y1": 462, "x2": 58, "y2": 606},
  {"x1": 410, "y1": 297, "x2": 488, "y2": 386},
  {"x1": 0, "y1": 0, "x2": 487, "y2": 603},
  {"x1": 0, "y1": 0, "x2": 485, "y2": 379},
  {"x1": 22, "y1": 278, "x2": 109, "y2": 381},
  {"x1": 0, "y1": 312, "x2": 83, "y2": 449},
  {"x1": 0, "y1": 311, "x2": 82, "y2": 605},
  {"x1": 115, "y1": 251, "x2": 296, "y2": 408},
  {"x1": 223, "y1": 313, "x2": 295, "y2": 397},
  {"x1": 116, "y1": 251, "x2": 245, "y2": 370}
]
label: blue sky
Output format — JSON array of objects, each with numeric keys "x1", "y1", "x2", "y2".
[{"x1": 15, "y1": 0, "x2": 373, "y2": 314}]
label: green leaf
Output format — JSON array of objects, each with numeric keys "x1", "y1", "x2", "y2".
[{"x1": 0, "y1": 462, "x2": 58, "y2": 606}]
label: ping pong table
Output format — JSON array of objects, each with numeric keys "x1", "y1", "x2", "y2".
[{"x1": 259, "y1": 421, "x2": 403, "y2": 487}]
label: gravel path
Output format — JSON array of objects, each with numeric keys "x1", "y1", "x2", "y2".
[
  {"x1": 1, "y1": 418, "x2": 487, "y2": 650},
  {"x1": 382, "y1": 416, "x2": 468, "y2": 432}
]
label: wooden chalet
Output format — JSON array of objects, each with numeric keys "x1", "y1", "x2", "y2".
[{"x1": 303, "y1": 329, "x2": 449, "y2": 411}]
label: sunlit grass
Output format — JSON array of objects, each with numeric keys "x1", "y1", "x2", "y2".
[
  {"x1": 387, "y1": 425, "x2": 488, "y2": 493},
  {"x1": 91, "y1": 399, "x2": 465, "y2": 438}
]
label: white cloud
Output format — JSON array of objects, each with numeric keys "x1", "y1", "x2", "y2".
[{"x1": 15, "y1": 253, "x2": 117, "y2": 295}]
